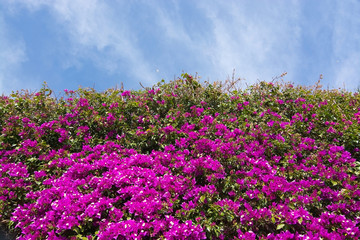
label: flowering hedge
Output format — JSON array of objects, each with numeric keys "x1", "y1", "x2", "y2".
[{"x1": 1, "y1": 74, "x2": 360, "y2": 239}]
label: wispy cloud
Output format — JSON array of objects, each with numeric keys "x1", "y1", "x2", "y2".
[
  {"x1": 332, "y1": 0, "x2": 360, "y2": 90},
  {"x1": 122, "y1": 1, "x2": 214, "y2": 80},
  {"x1": 1, "y1": 0, "x2": 359, "y2": 93},
  {"x1": 0, "y1": 13, "x2": 28, "y2": 95},
  {"x1": 151, "y1": 2, "x2": 192, "y2": 44},
  {"x1": 9, "y1": 0, "x2": 159, "y2": 86},
  {"x1": 196, "y1": 1, "x2": 302, "y2": 87}
]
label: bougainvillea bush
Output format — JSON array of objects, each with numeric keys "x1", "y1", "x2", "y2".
[{"x1": 1, "y1": 73, "x2": 360, "y2": 239}]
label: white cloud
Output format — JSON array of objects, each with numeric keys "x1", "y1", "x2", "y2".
[
  {"x1": 0, "y1": 14, "x2": 29, "y2": 95},
  {"x1": 334, "y1": 53, "x2": 360, "y2": 90},
  {"x1": 139, "y1": 2, "x2": 210, "y2": 76},
  {"x1": 196, "y1": 1, "x2": 302, "y2": 87},
  {"x1": 8, "y1": 0, "x2": 159, "y2": 86},
  {"x1": 150, "y1": 2, "x2": 192, "y2": 44},
  {"x1": 332, "y1": 0, "x2": 360, "y2": 91},
  {"x1": 2, "y1": 0, "x2": 360, "y2": 93}
]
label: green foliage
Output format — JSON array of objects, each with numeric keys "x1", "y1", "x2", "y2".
[{"x1": 1, "y1": 73, "x2": 360, "y2": 239}]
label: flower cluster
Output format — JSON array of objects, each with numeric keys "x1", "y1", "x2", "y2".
[{"x1": 0, "y1": 74, "x2": 360, "y2": 239}]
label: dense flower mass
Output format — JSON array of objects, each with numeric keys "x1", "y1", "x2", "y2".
[{"x1": 0, "y1": 74, "x2": 360, "y2": 239}]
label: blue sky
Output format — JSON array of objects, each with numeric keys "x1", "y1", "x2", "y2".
[{"x1": 1, "y1": 0, "x2": 360, "y2": 96}]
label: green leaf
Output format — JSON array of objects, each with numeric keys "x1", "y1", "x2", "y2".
[
  {"x1": 76, "y1": 234, "x2": 88, "y2": 240},
  {"x1": 276, "y1": 223, "x2": 285, "y2": 230},
  {"x1": 298, "y1": 217, "x2": 303, "y2": 224},
  {"x1": 8, "y1": 220, "x2": 15, "y2": 228}
]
